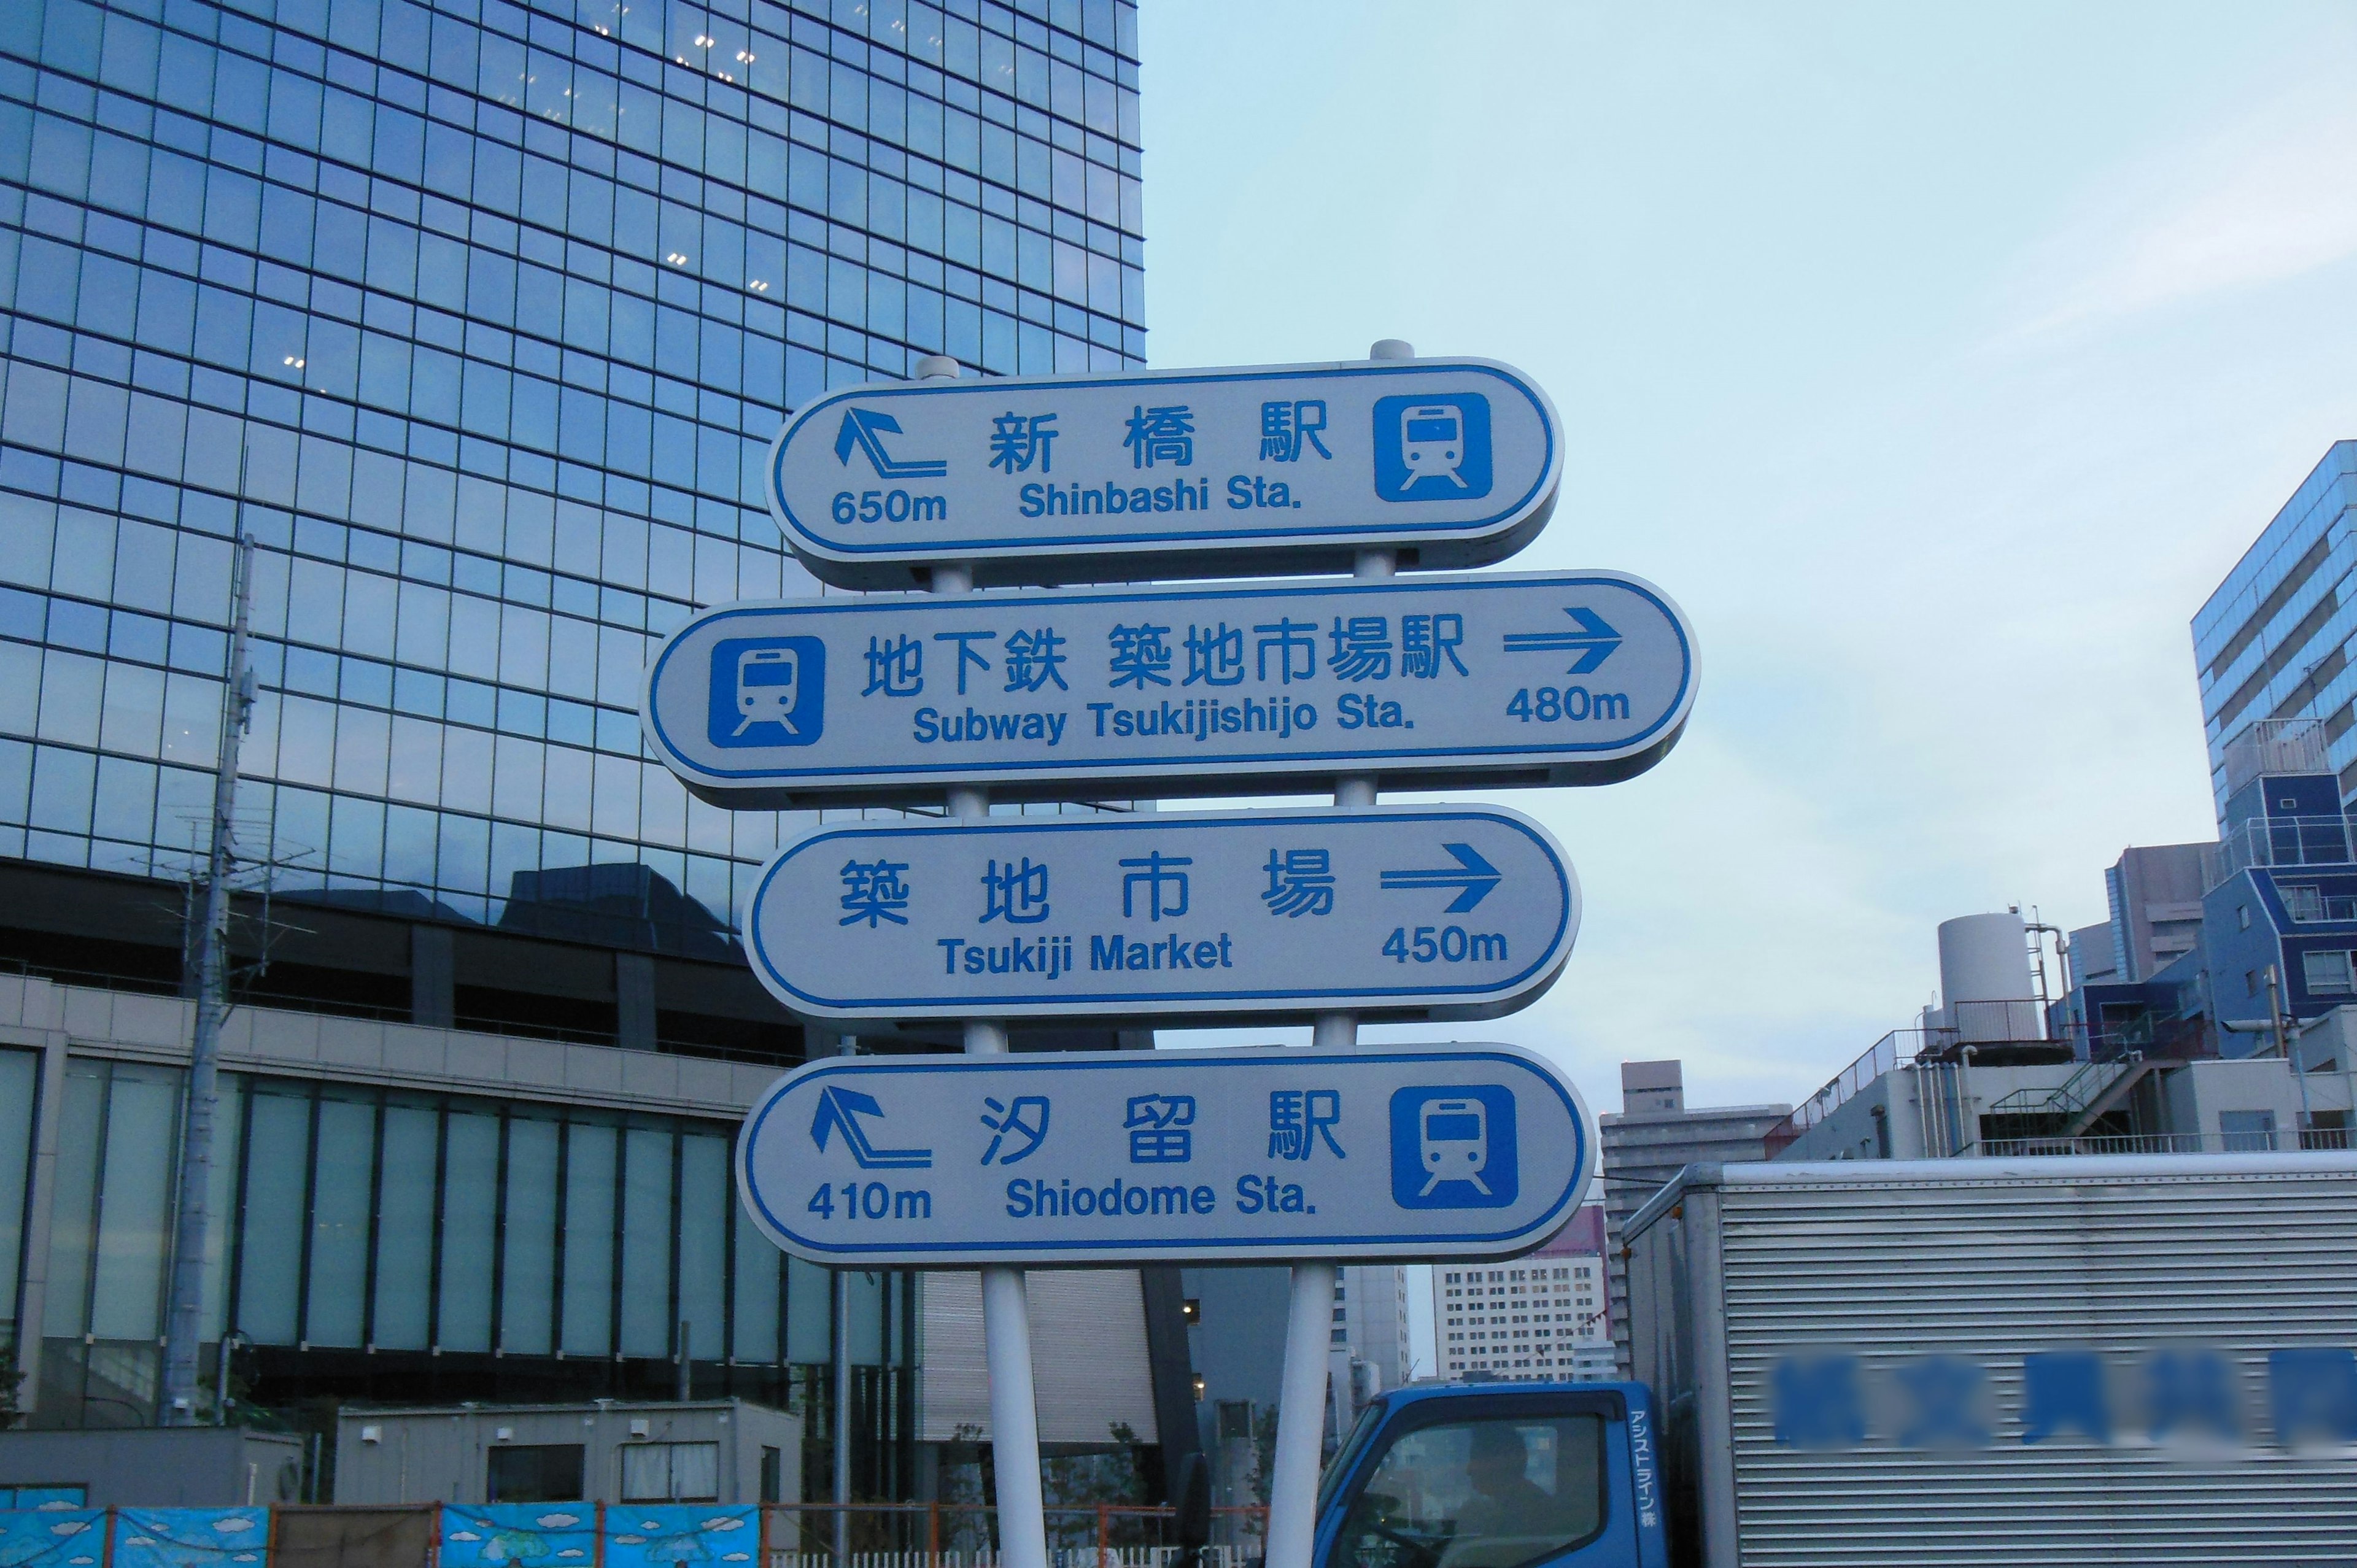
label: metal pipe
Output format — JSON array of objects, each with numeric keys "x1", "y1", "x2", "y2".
[
  {"x1": 214, "y1": 1332, "x2": 242, "y2": 1426},
  {"x1": 160, "y1": 498, "x2": 257, "y2": 1425},
  {"x1": 1264, "y1": 1258, "x2": 1339, "y2": 1568},
  {"x1": 832, "y1": 1032, "x2": 856, "y2": 1566},
  {"x1": 938, "y1": 617, "x2": 1046, "y2": 1568},
  {"x1": 2264, "y1": 967, "x2": 2315, "y2": 1137},
  {"x1": 1267, "y1": 703, "x2": 1387, "y2": 1567}
]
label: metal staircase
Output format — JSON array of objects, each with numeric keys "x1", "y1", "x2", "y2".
[{"x1": 1985, "y1": 1055, "x2": 2162, "y2": 1137}]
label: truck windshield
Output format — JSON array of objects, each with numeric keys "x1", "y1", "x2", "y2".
[
  {"x1": 1319, "y1": 1399, "x2": 1390, "y2": 1515},
  {"x1": 1328, "y1": 1414, "x2": 1605, "y2": 1568}
]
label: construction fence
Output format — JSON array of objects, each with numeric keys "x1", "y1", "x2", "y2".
[{"x1": 0, "y1": 1504, "x2": 1270, "y2": 1568}]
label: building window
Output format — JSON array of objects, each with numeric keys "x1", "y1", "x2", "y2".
[
  {"x1": 2283, "y1": 886, "x2": 2324, "y2": 921},
  {"x1": 2239, "y1": 904, "x2": 2252, "y2": 930},
  {"x1": 2220, "y1": 1110, "x2": 2279, "y2": 1152},
  {"x1": 488, "y1": 1445, "x2": 586, "y2": 1503},
  {"x1": 621, "y1": 1442, "x2": 721, "y2": 1502},
  {"x1": 2303, "y1": 951, "x2": 2355, "y2": 994}
]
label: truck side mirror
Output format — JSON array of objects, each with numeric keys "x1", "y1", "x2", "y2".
[{"x1": 1174, "y1": 1450, "x2": 1212, "y2": 1553}]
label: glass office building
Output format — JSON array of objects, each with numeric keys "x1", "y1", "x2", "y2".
[
  {"x1": 2194, "y1": 441, "x2": 2357, "y2": 809},
  {"x1": 0, "y1": 0, "x2": 1155, "y2": 1484}
]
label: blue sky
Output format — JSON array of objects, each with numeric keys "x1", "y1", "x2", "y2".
[{"x1": 1139, "y1": 2, "x2": 2357, "y2": 1119}]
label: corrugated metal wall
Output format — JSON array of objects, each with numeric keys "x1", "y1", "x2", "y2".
[
  {"x1": 918, "y1": 1270, "x2": 1159, "y2": 1445},
  {"x1": 1717, "y1": 1164, "x2": 2357, "y2": 1565}
]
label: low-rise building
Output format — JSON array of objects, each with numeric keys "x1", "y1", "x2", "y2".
[
  {"x1": 333, "y1": 1400, "x2": 799, "y2": 1506},
  {"x1": 1770, "y1": 905, "x2": 2353, "y2": 1162},
  {"x1": 1597, "y1": 1062, "x2": 1789, "y2": 1376}
]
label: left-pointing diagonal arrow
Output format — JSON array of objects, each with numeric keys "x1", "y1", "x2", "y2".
[
  {"x1": 1503, "y1": 607, "x2": 1622, "y2": 674},
  {"x1": 811, "y1": 1085, "x2": 934, "y2": 1168},
  {"x1": 1379, "y1": 843, "x2": 1504, "y2": 913}
]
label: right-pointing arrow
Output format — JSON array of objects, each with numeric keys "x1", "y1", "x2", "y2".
[
  {"x1": 1380, "y1": 843, "x2": 1505, "y2": 913},
  {"x1": 1503, "y1": 606, "x2": 1622, "y2": 674}
]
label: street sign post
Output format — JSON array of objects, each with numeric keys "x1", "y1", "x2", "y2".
[
  {"x1": 642, "y1": 570, "x2": 1695, "y2": 806},
  {"x1": 665, "y1": 341, "x2": 1686, "y2": 1568},
  {"x1": 766, "y1": 358, "x2": 1562, "y2": 589},
  {"x1": 741, "y1": 806, "x2": 1578, "y2": 1024},
  {"x1": 735, "y1": 1043, "x2": 1596, "y2": 1267}
]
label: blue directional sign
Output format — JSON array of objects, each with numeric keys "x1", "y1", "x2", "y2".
[
  {"x1": 734, "y1": 1043, "x2": 1596, "y2": 1265},
  {"x1": 765, "y1": 359, "x2": 1562, "y2": 589},
  {"x1": 641, "y1": 571, "x2": 1695, "y2": 807},
  {"x1": 741, "y1": 806, "x2": 1577, "y2": 1024}
]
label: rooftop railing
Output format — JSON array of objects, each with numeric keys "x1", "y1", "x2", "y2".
[
  {"x1": 2216, "y1": 814, "x2": 2357, "y2": 881},
  {"x1": 2223, "y1": 717, "x2": 2329, "y2": 795},
  {"x1": 1967, "y1": 1127, "x2": 2351, "y2": 1157},
  {"x1": 1764, "y1": 1015, "x2": 2072, "y2": 1156}
]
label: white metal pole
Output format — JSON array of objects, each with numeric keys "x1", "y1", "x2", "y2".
[
  {"x1": 833, "y1": 1033, "x2": 856, "y2": 1566},
  {"x1": 911, "y1": 353, "x2": 1050, "y2": 1568},
  {"x1": 1265, "y1": 363, "x2": 1406, "y2": 1564},
  {"x1": 952, "y1": 795, "x2": 1049, "y2": 1568},
  {"x1": 1266, "y1": 1256, "x2": 1339, "y2": 1567}
]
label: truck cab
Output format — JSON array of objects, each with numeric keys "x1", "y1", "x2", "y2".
[{"x1": 1313, "y1": 1382, "x2": 1668, "y2": 1568}]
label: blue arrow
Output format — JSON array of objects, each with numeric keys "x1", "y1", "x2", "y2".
[
  {"x1": 832, "y1": 408, "x2": 949, "y2": 479},
  {"x1": 811, "y1": 1084, "x2": 934, "y2": 1168},
  {"x1": 1503, "y1": 607, "x2": 1622, "y2": 674},
  {"x1": 1379, "y1": 843, "x2": 1504, "y2": 913}
]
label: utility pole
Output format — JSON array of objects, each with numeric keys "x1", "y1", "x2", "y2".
[
  {"x1": 158, "y1": 508, "x2": 257, "y2": 1425},
  {"x1": 2262, "y1": 966, "x2": 2316, "y2": 1140}
]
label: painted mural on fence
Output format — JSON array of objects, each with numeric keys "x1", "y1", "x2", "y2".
[
  {"x1": 110, "y1": 1510, "x2": 269, "y2": 1568},
  {"x1": 438, "y1": 1507, "x2": 597, "y2": 1568},
  {"x1": 601, "y1": 1506, "x2": 757, "y2": 1568},
  {"x1": 0, "y1": 1510, "x2": 102, "y2": 1568}
]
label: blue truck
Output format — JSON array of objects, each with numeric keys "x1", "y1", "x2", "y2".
[
  {"x1": 1307, "y1": 1156, "x2": 2357, "y2": 1567},
  {"x1": 1310, "y1": 1381, "x2": 1668, "y2": 1568}
]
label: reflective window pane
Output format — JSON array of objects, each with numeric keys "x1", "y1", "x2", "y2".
[
  {"x1": 88, "y1": 1065, "x2": 181, "y2": 1342},
  {"x1": 500, "y1": 1116, "x2": 560, "y2": 1355},
  {"x1": 437, "y1": 1109, "x2": 500, "y2": 1352},
  {"x1": 559, "y1": 1119, "x2": 617, "y2": 1357},
  {"x1": 618, "y1": 1124, "x2": 675, "y2": 1356},
  {"x1": 373, "y1": 1101, "x2": 438, "y2": 1351},
  {"x1": 305, "y1": 1094, "x2": 374, "y2": 1348},
  {"x1": 236, "y1": 1087, "x2": 311, "y2": 1344}
]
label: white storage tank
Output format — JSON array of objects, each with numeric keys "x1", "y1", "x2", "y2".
[{"x1": 1937, "y1": 912, "x2": 2039, "y2": 1043}]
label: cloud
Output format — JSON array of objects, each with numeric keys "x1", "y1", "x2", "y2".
[{"x1": 2006, "y1": 87, "x2": 2357, "y2": 340}]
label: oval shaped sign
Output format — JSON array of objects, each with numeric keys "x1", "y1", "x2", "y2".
[
  {"x1": 767, "y1": 358, "x2": 1562, "y2": 588},
  {"x1": 641, "y1": 571, "x2": 1697, "y2": 807},
  {"x1": 735, "y1": 1043, "x2": 1597, "y2": 1265},
  {"x1": 742, "y1": 805, "x2": 1578, "y2": 1025}
]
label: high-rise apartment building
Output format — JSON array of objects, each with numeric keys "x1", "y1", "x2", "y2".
[
  {"x1": 1334, "y1": 1263, "x2": 1408, "y2": 1391},
  {"x1": 1431, "y1": 1205, "x2": 1608, "y2": 1381},
  {"x1": 2195, "y1": 441, "x2": 2357, "y2": 807},
  {"x1": 1598, "y1": 1060, "x2": 1787, "y2": 1377},
  {"x1": 0, "y1": 0, "x2": 1156, "y2": 1494}
]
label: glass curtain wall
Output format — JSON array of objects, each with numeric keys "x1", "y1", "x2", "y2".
[
  {"x1": 32, "y1": 1059, "x2": 899, "y2": 1426},
  {"x1": 0, "y1": 0, "x2": 1145, "y2": 949},
  {"x1": 0, "y1": 1046, "x2": 39, "y2": 1373}
]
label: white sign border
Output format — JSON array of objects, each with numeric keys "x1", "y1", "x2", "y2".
[
  {"x1": 740, "y1": 804, "x2": 1580, "y2": 1024},
  {"x1": 733, "y1": 1043, "x2": 1596, "y2": 1266},
  {"x1": 641, "y1": 570, "x2": 1697, "y2": 807},
  {"x1": 765, "y1": 358, "x2": 1563, "y2": 588}
]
